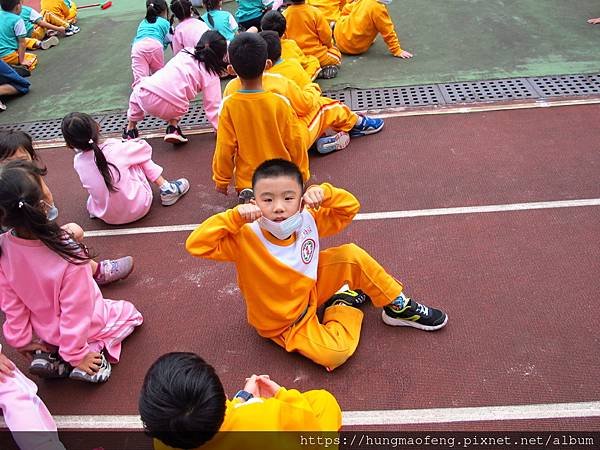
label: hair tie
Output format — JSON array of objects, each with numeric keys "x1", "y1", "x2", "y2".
[
  {"x1": 150, "y1": 2, "x2": 154, "y2": 6},
  {"x1": 88, "y1": 138, "x2": 94, "y2": 144},
  {"x1": 17, "y1": 200, "x2": 24, "y2": 209}
]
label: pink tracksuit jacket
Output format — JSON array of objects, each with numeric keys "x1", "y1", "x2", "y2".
[
  {"x1": 172, "y1": 17, "x2": 210, "y2": 55},
  {"x1": 73, "y1": 138, "x2": 162, "y2": 225},
  {"x1": 0, "y1": 232, "x2": 143, "y2": 366}
]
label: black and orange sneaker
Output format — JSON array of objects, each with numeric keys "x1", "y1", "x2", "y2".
[
  {"x1": 324, "y1": 289, "x2": 370, "y2": 309},
  {"x1": 382, "y1": 294, "x2": 447, "y2": 331}
]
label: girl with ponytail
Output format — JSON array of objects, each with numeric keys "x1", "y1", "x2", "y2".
[
  {"x1": 202, "y1": 0, "x2": 239, "y2": 42},
  {"x1": 0, "y1": 160, "x2": 143, "y2": 383},
  {"x1": 124, "y1": 30, "x2": 227, "y2": 142},
  {"x1": 131, "y1": 0, "x2": 173, "y2": 88},
  {"x1": 62, "y1": 112, "x2": 190, "y2": 225},
  {"x1": 170, "y1": 0, "x2": 209, "y2": 55}
]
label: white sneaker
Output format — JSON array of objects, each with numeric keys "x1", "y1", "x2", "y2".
[
  {"x1": 40, "y1": 36, "x2": 59, "y2": 50},
  {"x1": 160, "y1": 178, "x2": 190, "y2": 206},
  {"x1": 69, "y1": 352, "x2": 111, "y2": 383},
  {"x1": 316, "y1": 131, "x2": 350, "y2": 154}
]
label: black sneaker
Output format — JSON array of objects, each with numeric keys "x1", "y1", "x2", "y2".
[
  {"x1": 122, "y1": 126, "x2": 139, "y2": 141},
  {"x1": 325, "y1": 289, "x2": 370, "y2": 309},
  {"x1": 238, "y1": 188, "x2": 254, "y2": 204},
  {"x1": 29, "y1": 350, "x2": 72, "y2": 378},
  {"x1": 164, "y1": 125, "x2": 189, "y2": 144},
  {"x1": 382, "y1": 297, "x2": 447, "y2": 331},
  {"x1": 11, "y1": 64, "x2": 31, "y2": 77}
]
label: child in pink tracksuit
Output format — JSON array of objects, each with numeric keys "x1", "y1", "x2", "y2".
[
  {"x1": 170, "y1": 0, "x2": 209, "y2": 55},
  {"x1": 131, "y1": 0, "x2": 173, "y2": 87},
  {"x1": 61, "y1": 112, "x2": 190, "y2": 225},
  {"x1": 123, "y1": 30, "x2": 226, "y2": 143},
  {"x1": 0, "y1": 160, "x2": 144, "y2": 383},
  {"x1": 0, "y1": 346, "x2": 66, "y2": 450}
]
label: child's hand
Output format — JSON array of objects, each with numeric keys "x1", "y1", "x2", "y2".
[
  {"x1": 394, "y1": 50, "x2": 413, "y2": 59},
  {"x1": 0, "y1": 353, "x2": 16, "y2": 382},
  {"x1": 256, "y1": 375, "x2": 281, "y2": 398},
  {"x1": 242, "y1": 374, "x2": 261, "y2": 397},
  {"x1": 302, "y1": 186, "x2": 325, "y2": 210},
  {"x1": 76, "y1": 352, "x2": 103, "y2": 375},
  {"x1": 588, "y1": 17, "x2": 600, "y2": 24},
  {"x1": 17, "y1": 341, "x2": 51, "y2": 360},
  {"x1": 237, "y1": 203, "x2": 262, "y2": 222},
  {"x1": 215, "y1": 185, "x2": 229, "y2": 195},
  {"x1": 21, "y1": 60, "x2": 33, "y2": 68}
]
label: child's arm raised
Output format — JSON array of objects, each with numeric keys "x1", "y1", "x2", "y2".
[
  {"x1": 186, "y1": 207, "x2": 252, "y2": 261},
  {"x1": 304, "y1": 183, "x2": 360, "y2": 238}
]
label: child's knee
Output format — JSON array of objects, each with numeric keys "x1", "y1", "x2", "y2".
[{"x1": 308, "y1": 345, "x2": 355, "y2": 370}]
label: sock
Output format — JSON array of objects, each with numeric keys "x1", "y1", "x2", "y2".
[
  {"x1": 354, "y1": 115, "x2": 365, "y2": 128},
  {"x1": 389, "y1": 291, "x2": 409, "y2": 309}
]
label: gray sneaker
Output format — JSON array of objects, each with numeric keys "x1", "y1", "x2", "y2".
[
  {"x1": 94, "y1": 256, "x2": 134, "y2": 286},
  {"x1": 160, "y1": 178, "x2": 190, "y2": 206},
  {"x1": 29, "y1": 350, "x2": 71, "y2": 378},
  {"x1": 69, "y1": 352, "x2": 111, "y2": 383},
  {"x1": 40, "y1": 36, "x2": 59, "y2": 50}
]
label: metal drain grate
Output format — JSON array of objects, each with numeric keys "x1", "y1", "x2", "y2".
[
  {"x1": 352, "y1": 85, "x2": 444, "y2": 109},
  {"x1": 322, "y1": 89, "x2": 352, "y2": 106},
  {"x1": 528, "y1": 74, "x2": 600, "y2": 97},
  {"x1": 439, "y1": 78, "x2": 537, "y2": 104}
]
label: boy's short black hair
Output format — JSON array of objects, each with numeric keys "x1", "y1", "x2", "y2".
[
  {"x1": 260, "y1": 10, "x2": 286, "y2": 37},
  {"x1": 252, "y1": 158, "x2": 304, "y2": 189},
  {"x1": 139, "y1": 353, "x2": 227, "y2": 449},
  {"x1": 259, "y1": 31, "x2": 282, "y2": 63},
  {"x1": 288, "y1": 0, "x2": 305, "y2": 4},
  {"x1": 228, "y1": 32, "x2": 268, "y2": 80},
  {"x1": 1, "y1": 0, "x2": 20, "y2": 11}
]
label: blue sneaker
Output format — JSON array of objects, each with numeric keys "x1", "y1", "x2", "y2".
[{"x1": 350, "y1": 115, "x2": 384, "y2": 137}]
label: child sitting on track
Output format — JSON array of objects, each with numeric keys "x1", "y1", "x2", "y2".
[
  {"x1": 0, "y1": 345, "x2": 66, "y2": 450},
  {"x1": 40, "y1": 0, "x2": 78, "y2": 26},
  {"x1": 170, "y1": 0, "x2": 209, "y2": 54},
  {"x1": 140, "y1": 352, "x2": 341, "y2": 449},
  {"x1": 0, "y1": 160, "x2": 143, "y2": 383},
  {"x1": 0, "y1": 129, "x2": 134, "y2": 285},
  {"x1": 130, "y1": 0, "x2": 173, "y2": 87},
  {"x1": 283, "y1": 0, "x2": 341, "y2": 78},
  {"x1": 124, "y1": 30, "x2": 226, "y2": 142},
  {"x1": 0, "y1": 60, "x2": 29, "y2": 111},
  {"x1": 202, "y1": 0, "x2": 238, "y2": 43},
  {"x1": 0, "y1": 0, "x2": 39, "y2": 70},
  {"x1": 260, "y1": 10, "x2": 321, "y2": 80},
  {"x1": 187, "y1": 159, "x2": 448, "y2": 371},
  {"x1": 62, "y1": 112, "x2": 190, "y2": 223},
  {"x1": 333, "y1": 0, "x2": 413, "y2": 58}
]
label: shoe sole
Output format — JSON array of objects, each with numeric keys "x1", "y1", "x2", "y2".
[
  {"x1": 161, "y1": 184, "x2": 190, "y2": 206},
  {"x1": 316, "y1": 132, "x2": 350, "y2": 154},
  {"x1": 69, "y1": 368, "x2": 111, "y2": 383},
  {"x1": 350, "y1": 122, "x2": 385, "y2": 138},
  {"x1": 164, "y1": 134, "x2": 188, "y2": 144},
  {"x1": 381, "y1": 310, "x2": 448, "y2": 331},
  {"x1": 29, "y1": 362, "x2": 70, "y2": 379},
  {"x1": 96, "y1": 258, "x2": 134, "y2": 286},
  {"x1": 41, "y1": 36, "x2": 59, "y2": 50}
]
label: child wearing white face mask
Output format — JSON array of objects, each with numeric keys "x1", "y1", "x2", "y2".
[
  {"x1": 187, "y1": 159, "x2": 447, "y2": 371},
  {"x1": 333, "y1": 0, "x2": 413, "y2": 58}
]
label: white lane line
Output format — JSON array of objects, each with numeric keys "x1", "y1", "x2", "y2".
[
  {"x1": 2, "y1": 401, "x2": 598, "y2": 429},
  {"x1": 83, "y1": 198, "x2": 600, "y2": 238}
]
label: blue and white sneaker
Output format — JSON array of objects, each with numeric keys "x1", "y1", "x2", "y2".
[
  {"x1": 350, "y1": 115, "x2": 384, "y2": 137},
  {"x1": 160, "y1": 178, "x2": 190, "y2": 206},
  {"x1": 316, "y1": 131, "x2": 350, "y2": 154}
]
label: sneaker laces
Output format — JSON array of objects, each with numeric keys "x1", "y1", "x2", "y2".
[{"x1": 412, "y1": 301, "x2": 430, "y2": 316}]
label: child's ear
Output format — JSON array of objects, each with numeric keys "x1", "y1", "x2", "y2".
[
  {"x1": 265, "y1": 59, "x2": 273, "y2": 70},
  {"x1": 226, "y1": 64, "x2": 237, "y2": 76}
]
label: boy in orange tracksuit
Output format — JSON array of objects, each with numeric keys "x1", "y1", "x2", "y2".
[
  {"x1": 40, "y1": 0, "x2": 78, "y2": 24},
  {"x1": 141, "y1": 352, "x2": 341, "y2": 450},
  {"x1": 283, "y1": 0, "x2": 341, "y2": 78},
  {"x1": 186, "y1": 159, "x2": 448, "y2": 371},
  {"x1": 333, "y1": 0, "x2": 413, "y2": 58},
  {"x1": 213, "y1": 32, "x2": 310, "y2": 196},
  {"x1": 261, "y1": 10, "x2": 321, "y2": 80}
]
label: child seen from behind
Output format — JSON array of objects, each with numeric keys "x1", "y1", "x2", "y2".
[{"x1": 170, "y1": 0, "x2": 209, "y2": 54}]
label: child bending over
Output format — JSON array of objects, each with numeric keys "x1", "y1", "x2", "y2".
[
  {"x1": 187, "y1": 159, "x2": 448, "y2": 371},
  {"x1": 124, "y1": 30, "x2": 226, "y2": 143},
  {"x1": 140, "y1": 352, "x2": 341, "y2": 449},
  {"x1": 333, "y1": 0, "x2": 413, "y2": 58},
  {"x1": 0, "y1": 161, "x2": 143, "y2": 383},
  {"x1": 283, "y1": 0, "x2": 341, "y2": 78},
  {"x1": 62, "y1": 112, "x2": 190, "y2": 223},
  {"x1": 131, "y1": 0, "x2": 173, "y2": 87},
  {"x1": 0, "y1": 129, "x2": 134, "y2": 285},
  {"x1": 171, "y1": 0, "x2": 209, "y2": 54}
]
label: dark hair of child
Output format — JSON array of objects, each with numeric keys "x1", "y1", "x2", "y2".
[
  {"x1": 260, "y1": 10, "x2": 286, "y2": 37},
  {"x1": 202, "y1": 0, "x2": 220, "y2": 28},
  {"x1": 252, "y1": 158, "x2": 304, "y2": 189},
  {"x1": 288, "y1": 0, "x2": 305, "y2": 4},
  {"x1": 0, "y1": 160, "x2": 92, "y2": 264},
  {"x1": 182, "y1": 30, "x2": 227, "y2": 76},
  {"x1": 146, "y1": 0, "x2": 168, "y2": 23},
  {"x1": 170, "y1": 0, "x2": 192, "y2": 21},
  {"x1": 228, "y1": 32, "x2": 268, "y2": 80},
  {"x1": 0, "y1": 130, "x2": 39, "y2": 162},
  {"x1": 139, "y1": 352, "x2": 227, "y2": 449},
  {"x1": 60, "y1": 112, "x2": 121, "y2": 193},
  {"x1": 0, "y1": 0, "x2": 20, "y2": 12},
  {"x1": 259, "y1": 30, "x2": 282, "y2": 63}
]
